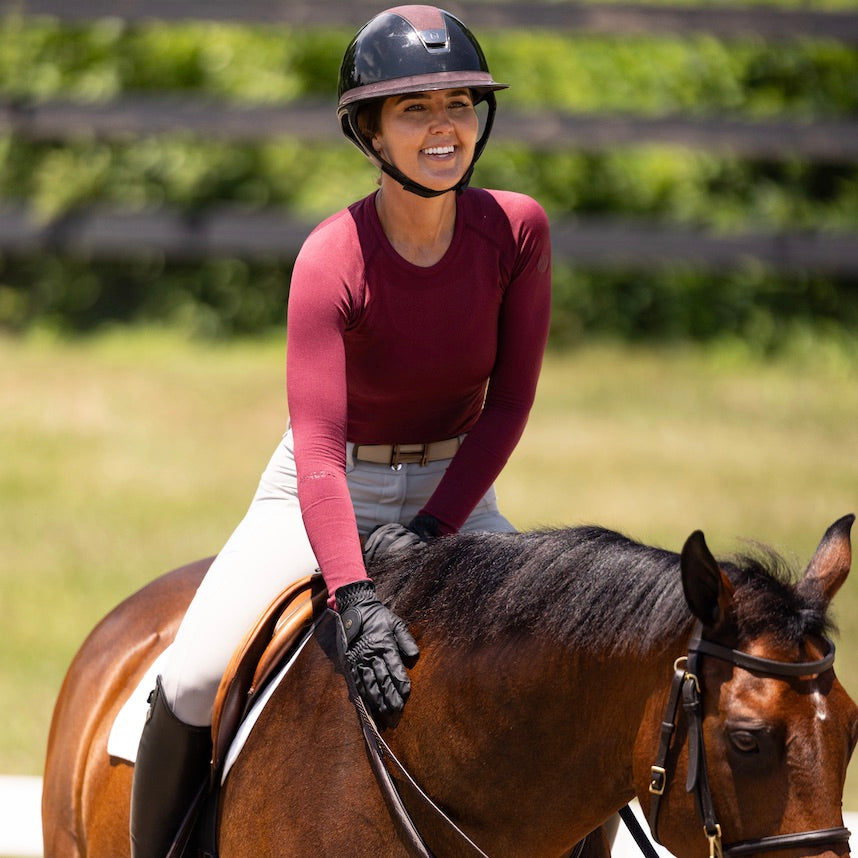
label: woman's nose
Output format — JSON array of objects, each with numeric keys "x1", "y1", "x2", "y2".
[{"x1": 428, "y1": 108, "x2": 453, "y2": 132}]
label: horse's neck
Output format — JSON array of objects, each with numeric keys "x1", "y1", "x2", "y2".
[{"x1": 393, "y1": 637, "x2": 669, "y2": 846}]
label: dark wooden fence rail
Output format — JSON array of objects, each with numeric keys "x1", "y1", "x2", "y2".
[
  {"x1": 1, "y1": 0, "x2": 857, "y2": 270},
  {"x1": 3, "y1": 204, "x2": 857, "y2": 273},
  {"x1": 4, "y1": 0, "x2": 858, "y2": 42}
]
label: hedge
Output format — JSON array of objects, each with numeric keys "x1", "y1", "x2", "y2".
[{"x1": 1, "y1": 13, "x2": 856, "y2": 346}]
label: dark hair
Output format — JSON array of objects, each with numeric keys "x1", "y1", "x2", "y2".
[{"x1": 355, "y1": 98, "x2": 384, "y2": 146}]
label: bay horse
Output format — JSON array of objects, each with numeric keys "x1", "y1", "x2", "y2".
[{"x1": 43, "y1": 515, "x2": 857, "y2": 857}]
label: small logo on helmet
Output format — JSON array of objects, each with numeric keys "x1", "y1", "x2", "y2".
[{"x1": 421, "y1": 29, "x2": 447, "y2": 46}]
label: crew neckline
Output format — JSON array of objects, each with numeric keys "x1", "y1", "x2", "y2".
[{"x1": 367, "y1": 189, "x2": 467, "y2": 275}]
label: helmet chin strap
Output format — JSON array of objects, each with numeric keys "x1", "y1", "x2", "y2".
[
  {"x1": 378, "y1": 159, "x2": 475, "y2": 199},
  {"x1": 345, "y1": 92, "x2": 497, "y2": 199}
]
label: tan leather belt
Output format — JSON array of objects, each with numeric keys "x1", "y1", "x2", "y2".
[{"x1": 353, "y1": 437, "x2": 460, "y2": 467}]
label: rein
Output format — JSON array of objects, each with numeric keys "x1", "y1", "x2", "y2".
[
  {"x1": 348, "y1": 684, "x2": 492, "y2": 857},
  {"x1": 648, "y1": 622, "x2": 851, "y2": 858},
  {"x1": 334, "y1": 609, "x2": 639, "y2": 858},
  {"x1": 334, "y1": 608, "x2": 673, "y2": 858},
  {"x1": 333, "y1": 610, "x2": 490, "y2": 858}
]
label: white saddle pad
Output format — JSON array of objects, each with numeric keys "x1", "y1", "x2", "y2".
[
  {"x1": 106, "y1": 646, "x2": 171, "y2": 763},
  {"x1": 106, "y1": 628, "x2": 316, "y2": 784}
]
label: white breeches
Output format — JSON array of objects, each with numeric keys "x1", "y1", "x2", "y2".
[{"x1": 161, "y1": 428, "x2": 515, "y2": 725}]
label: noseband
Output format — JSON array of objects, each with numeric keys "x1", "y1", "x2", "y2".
[{"x1": 648, "y1": 622, "x2": 851, "y2": 858}]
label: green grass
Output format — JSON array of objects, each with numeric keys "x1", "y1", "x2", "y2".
[{"x1": 1, "y1": 328, "x2": 857, "y2": 808}]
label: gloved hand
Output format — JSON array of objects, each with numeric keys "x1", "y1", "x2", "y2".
[
  {"x1": 408, "y1": 513, "x2": 442, "y2": 540},
  {"x1": 362, "y1": 514, "x2": 441, "y2": 566},
  {"x1": 335, "y1": 580, "x2": 420, "y2": 727}
]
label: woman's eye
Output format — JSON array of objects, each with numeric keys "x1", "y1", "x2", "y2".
[{"x1": 729, "y1": 731, "x2": 760, "y2": 754}]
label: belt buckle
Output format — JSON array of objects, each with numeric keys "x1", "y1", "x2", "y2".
[{"x1": 390, "y1": 443, "x2": 429, "y2": 468}]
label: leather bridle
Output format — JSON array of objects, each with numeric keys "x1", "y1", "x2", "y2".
[{"x1": 648, "y1": 621, "x2": 852, "y2": 858}]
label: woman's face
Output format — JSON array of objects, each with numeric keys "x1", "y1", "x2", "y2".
[{"x1": 371, "y1": 88, "x2": 479, "y2": 193}]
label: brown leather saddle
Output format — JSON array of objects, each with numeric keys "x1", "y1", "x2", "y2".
[
  {"x1": 168, "y1": 574, "x2": 329, "y2": 858},
  {"x1": 210, "y1": 572, "x2": 329, "y2": 777}
]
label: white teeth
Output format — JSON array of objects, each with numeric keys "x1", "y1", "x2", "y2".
[{"x1": 423, "y1": 146, "x2": 454, "y2": 155}]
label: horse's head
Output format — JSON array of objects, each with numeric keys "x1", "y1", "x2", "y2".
[{"x1": 638, "y1": 514, "x2": 858, "y2": 858}]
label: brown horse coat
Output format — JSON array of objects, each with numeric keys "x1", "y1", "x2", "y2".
[{"x1": 43, "y1": 519, "x2": 858, "y2": 857}]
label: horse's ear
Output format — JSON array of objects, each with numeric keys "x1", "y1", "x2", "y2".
[
  {"x1": 681, "y1": 530, "x2": 734, "y2": 628},
  {"x1": 799, "y1": 514, "x2": 854, "y2": 604}
]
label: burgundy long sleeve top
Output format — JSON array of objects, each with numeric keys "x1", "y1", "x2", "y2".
[{"x1": 286, "y1": 187, "x2": 552, "y2": 596}]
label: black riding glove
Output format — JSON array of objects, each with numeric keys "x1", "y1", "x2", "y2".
[
  {"x1": 335, "y1": 580, "x2": 420, "y2": 727},
  {"x1": 362, "y1": 514, "x2": 442, "y2": 566},
  {"x1": 408, "y1": 513, "x2": 442, "y2": 540}
]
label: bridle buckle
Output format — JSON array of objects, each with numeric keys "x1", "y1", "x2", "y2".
[{"x1": 649, "y1": 766, "x2": 666, "y2": 796}]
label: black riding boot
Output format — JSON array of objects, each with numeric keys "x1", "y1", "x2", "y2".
[{"x1": 130, "y1": 676, "x2": 212, "y2": 858}]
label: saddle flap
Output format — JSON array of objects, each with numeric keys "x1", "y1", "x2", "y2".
[{"x1": 211, "y1": 573, "x2": 328, "y2": 775}]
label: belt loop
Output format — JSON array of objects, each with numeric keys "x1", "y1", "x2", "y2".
[{"x1": 346, "y1": 442, "x2": 356, "y2": 468}]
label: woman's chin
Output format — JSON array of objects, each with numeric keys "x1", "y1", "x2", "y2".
[
  {"x1": 415, "y1": 166, "x2": 468, "y2": 192},
  {"x1": 380, "y1": 159, "x2": 469, "y2": 194}
]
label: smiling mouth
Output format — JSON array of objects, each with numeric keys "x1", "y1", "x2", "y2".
[{"x1": 422, "y1": 145, "x2": 455, "y2": 156}]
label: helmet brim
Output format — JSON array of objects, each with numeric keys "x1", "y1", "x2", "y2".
[{"x1": 338, "y1": 71, "x2": 508, "y2": 113}]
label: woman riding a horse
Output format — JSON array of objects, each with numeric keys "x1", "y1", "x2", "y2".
[{"x1": 129, "y1": 7, "x2": 552, "y2": 857}]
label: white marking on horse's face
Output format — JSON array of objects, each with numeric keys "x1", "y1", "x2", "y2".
[{"x1": 812, "y1": 690, "x2": 828, "y2": 723}]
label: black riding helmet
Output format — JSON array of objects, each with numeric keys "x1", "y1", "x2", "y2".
[{"x1": 337, "y1": 5, "x2": 508, "y2": 198}]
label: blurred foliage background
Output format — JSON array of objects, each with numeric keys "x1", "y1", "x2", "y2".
[{"x1": 0, "y1": 3, "x2": 856, "y2": 350}]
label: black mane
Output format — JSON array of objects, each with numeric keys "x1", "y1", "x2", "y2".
[{"x1": 371, "y1": 526, "x2": 833, "y2": 655}]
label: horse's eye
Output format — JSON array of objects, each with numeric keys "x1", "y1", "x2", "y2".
[{"x1": 729, "y1": 731, "x2": 760, "y2": 754}]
